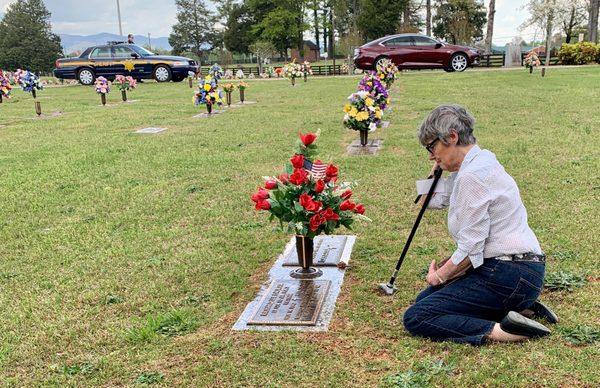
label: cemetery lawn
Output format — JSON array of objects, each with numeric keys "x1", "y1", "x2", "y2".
[{"x1": 1, "y1": 66, "x2": 598, "y2": 387}]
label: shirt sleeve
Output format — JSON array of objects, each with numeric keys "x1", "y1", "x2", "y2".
[{"x1": 449, "y1": 172, "x2": 491, "y2": 267}]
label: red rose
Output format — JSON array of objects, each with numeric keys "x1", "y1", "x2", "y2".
[
  {"x1": 255, "y1": 199, "x2": 271, "y2": 210},
  {"x1": 278, "y1": 173, "x2": 289, "y2": 184},
  {"x1": 314, "y1": 179, "x2": 325, "y2": 193},
  {"x1": 299, "y1": 132, "x2": 317, "y2": 146},
  {"x1": 341, "y1": 189, "x2": 352, "y2": 200},
  {"x1": 322, "y1": 208, "x2": 340, "y2": 221},
  {"x1": 251, "y1": 187, "x2": 270, "y2": 202},
  {"x1": 354, "y1": 204, "x2": 365, "y2": 214},
  {"x1": 309, "y1": 213, "x2": 326, "y2": 231},
  {"x1": 290, "y1": 154, "x2": 305, "y2": 169},
  {"x1": 340, "y1": 200, "x2": 356, "y2": 211},
  {"x1": 299, "y1": 193, "x2": 321, "y2": 212},
  {"x1": 289, "y1": 168, "x2": 308, "y2": 185},
  {"x1": 264, "y1": 180, "x2": 277, "y2": 190},
  {"x1": 324, "y1": 164, "x2": 338, "y2": 182}
]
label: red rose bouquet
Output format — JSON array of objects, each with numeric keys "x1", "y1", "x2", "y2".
[{"x1": 251, "y1": 130, "x2": 370, "y2": 238}]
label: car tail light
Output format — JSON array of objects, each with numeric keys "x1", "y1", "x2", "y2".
[{"x1": 55, "y1": 60, "x2": 60, "y2": 68}]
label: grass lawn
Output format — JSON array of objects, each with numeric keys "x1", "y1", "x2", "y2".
[{"x1": 0, "y1": 66, "x2": 598, "y2": 386}]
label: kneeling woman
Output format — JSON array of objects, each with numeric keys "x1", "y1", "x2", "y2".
[{"x1": 403, "y1": 104, "x2": 556, "y2": 345}]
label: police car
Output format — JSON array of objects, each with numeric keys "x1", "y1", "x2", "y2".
[{"x1": 54, "y1": 42, "x2": 199, "y2": 85}]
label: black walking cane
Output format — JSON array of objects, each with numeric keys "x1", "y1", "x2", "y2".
[{"x1": 379, "y1": 166, "x2": 443, "y2": 295}]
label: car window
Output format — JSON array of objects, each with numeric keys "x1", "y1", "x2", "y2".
[
  {"x1": 113, "y1": 46, "x2": 135, "y2": 58},
  {"x1": 382, "y1": 37, "x2": 413, "y2": 47},
  {"x1": 414, "y1": 36, "x2": 439, "y2": 46},
  {"x1": 90, "y1": 47, "x2": 112, "y2": 58}
]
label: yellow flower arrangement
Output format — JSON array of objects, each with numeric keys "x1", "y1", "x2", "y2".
[
  {"x1": 365, "y1": 97, "x2": 374, "y2": 107},
  {"x1": 355, "y1": 111, "x2": 369, "y2": 121},
  {"x1": 349, "y1": 106, "x2": 358, "y2": 117},
  {"x1": 343, "y1": 104, "x2": 352, "y2": 113}
]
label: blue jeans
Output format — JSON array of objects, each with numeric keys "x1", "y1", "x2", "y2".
[{"x1": 403, "y1": 259, "x2": 545, "y2": 345}]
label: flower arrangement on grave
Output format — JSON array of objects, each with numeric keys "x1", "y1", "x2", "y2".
[
  {"x1": 237, "y1": 81, "x2": 248, "y2": 103},
  {"x1": 114, "y1": 75, "x2": 136, "y2": 101},
  {"x1": 12, "y1": 69, "x2": 24, "y2": 85},
  {"x1": 358, "y1": 71, "x2": 389, "y2": 111},
  {"x1": 266, "y1": 66, "x2": 275, "y2": 78},
  {"x1": 251, "y1": 131, "x2": 369, "y2": 277},
  {"x1": 235, "y1": 69, "x2": 245, "y2": 79},
  {"x1": 343, "y1": 90, "x2": 383, "y2": 146},
  {"x1": 19, "y1": 70, "x2": 43, "y2": 115},
  {"x1": 524, "y1": 51, "x2": 541, "y2": 73},
  {"x1": 0, "y1": 70, "x2": 12, "y2": 103},
  {"x1": 275, "y1": 67, "x2": 283, "y2": 77},
  {"x1": 301, "y1": 61, "x2": 313, "y2": 82},
  {"x1": 376, "y1": 58, "x2": 399, "y2": 89},
  {"x1": 209, "y1": 63, "x2": 223, "y2": 83},
  {"x1": 341, "y1": 63, "x2": 350, "y2": 75},
  {"x1": 222, "y1": 83, "x2": 235, "y2": 106},
  {"x1": 282, "y1": 60, "x2": 303, "y2": 86},
  {"x1": 19, "y1": 71, "x2": 43, "y2": 98},
  {"x1": 94, "y1": 76, "x2": 111, "y2": 106},
  {"x1": 187, "y1": 70, "x2": 196, "y2": 88},
  {"x1": 194, "y1": 75, "x2": 222, "y2": 114}
]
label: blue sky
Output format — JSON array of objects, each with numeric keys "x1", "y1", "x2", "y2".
[{"x1": 1, "y1": 0, "x2": 537, "y2": 44}]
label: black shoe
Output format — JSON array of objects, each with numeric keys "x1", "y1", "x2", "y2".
[
  {"x1": 500, "y1": 311, "x2": 551, "y2": 338},
  {"x1": 520, "y1": 300, "x2": 559, "y2": 324}
]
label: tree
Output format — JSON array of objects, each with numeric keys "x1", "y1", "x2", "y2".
[
  {"x1": 556, "y1": 0, "x2": 587, "y2": 43},
  {"x1": 356, "y1": 0, "x2": 405, "y2": 41},
  {"x1": 246, "y1": 0, "x2": 307, "y2": 56},
  {"x1": 521, "y1": 0, "x2": 558, "y2": 65},
  {"x1": 484, "y1": 0, "x2": 496, "y2": 54},
  {"x1": 433, "y1": 0, "x2": 487, "y2": 45},
  {"x1": 168, "y1": 0, "x2": 219, "y2": 61},
  {"x1": 426, "y1": 0, "x2": 432, "y2": 36},
  {"x1": 0, "y1": 0, "x2": 62, "y2": 72},
  {"x1": 589, "y1": 0, "x2": 599, "y2": 42},
  {"x1": 222, "y1": 2, "x2": 254, "y2": 53},
  {"x1": 252, "y1": 7, "x2": 305, "y2": 57},
  {"x1": 249, "y1": 40, "x2": 277, "y2": 72}
]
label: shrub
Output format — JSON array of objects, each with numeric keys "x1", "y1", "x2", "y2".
[{"x1": 558, "y1": 42, "x2": 600, "y2": 65}]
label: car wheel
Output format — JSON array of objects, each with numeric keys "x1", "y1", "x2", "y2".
[
  {"x1": 153, "y1": 65, "x2": 172, "y2": 82},
  {"x1": 450, "y1": 53, "x2": 468, "y2": 72},
  {"x1": 77, "y1": 68, "x2": 95, "y2": 85},
  {"x1": 374, "y1": 56, "x2": 390, "y2": 71}
]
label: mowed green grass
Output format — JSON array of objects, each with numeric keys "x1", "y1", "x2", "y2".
[{"x1": 0, "y1": 67, "x2": 598, "y2": 386}]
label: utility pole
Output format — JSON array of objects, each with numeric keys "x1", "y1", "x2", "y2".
[
  {"x1": 147, "y1": 33, "x2": 151, "y2": 50},
  {"x1": 116, "y1": 0, "x2": 123, "y2": 37}
]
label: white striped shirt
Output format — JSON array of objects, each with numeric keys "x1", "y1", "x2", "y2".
[{"x1": 431, "y1": 145, "x2": 542, "y2": 268}]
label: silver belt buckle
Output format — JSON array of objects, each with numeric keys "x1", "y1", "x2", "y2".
[{"x1": 496, "y1": 255, "x2": 512, "y2": 261}]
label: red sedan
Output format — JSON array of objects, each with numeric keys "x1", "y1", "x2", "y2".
[{"x1": 354, "y1": 34, "x2": 480, "y2": 72}]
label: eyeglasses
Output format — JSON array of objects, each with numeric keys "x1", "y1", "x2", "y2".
[{"x1": 425, "y1": 138, "x2": 439, "y2": 155}]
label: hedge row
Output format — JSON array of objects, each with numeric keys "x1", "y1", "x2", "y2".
[{"x1": 558, "y1": 42, "x2": 600, "y2": 65}]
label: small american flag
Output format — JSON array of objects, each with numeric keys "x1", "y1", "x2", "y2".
[{"x1": 304, "y1": 159, "x2": 327, "y2": 180}]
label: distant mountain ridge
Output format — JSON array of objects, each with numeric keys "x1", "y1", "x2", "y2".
[{"x1": 59, "y1": 33, "x2": 172, "y2": 54}]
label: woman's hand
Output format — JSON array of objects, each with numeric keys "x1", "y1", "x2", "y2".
[{"x1": 426, "y1": 260, "x2": 444, "y2": 286}]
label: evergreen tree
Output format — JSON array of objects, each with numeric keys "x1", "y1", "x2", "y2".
[
  {"x1": 168, "y1": 0, "x2": 219, "y2": 60},
  {"x1": 356, "y1": 0, "x2": 405, "y2": 41},
  {"x1": 432, "y1": 0, "x2": 487, "y2": 45},
  {"x1": 0, "y1": 0, "x2": 62, "y2": 72},
  {"x1": 222, "y1": 2, "x2": 254, "y2": 54}
]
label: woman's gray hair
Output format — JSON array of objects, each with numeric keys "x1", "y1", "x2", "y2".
[{"x1": 418, "y1": 104, "x2": 477, "y2": 146}]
